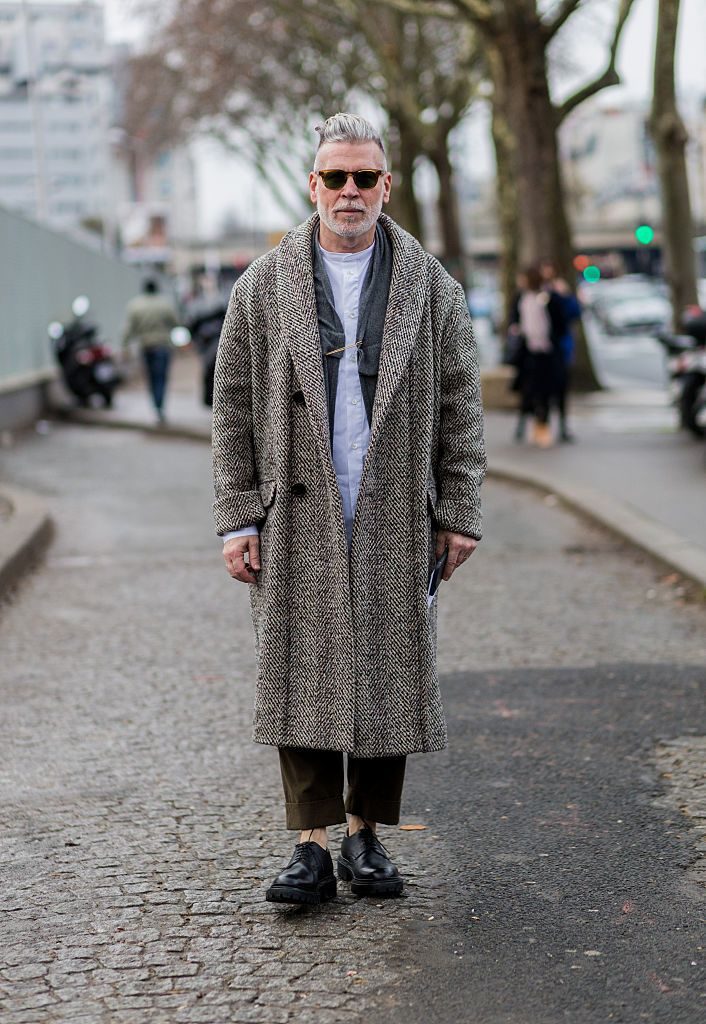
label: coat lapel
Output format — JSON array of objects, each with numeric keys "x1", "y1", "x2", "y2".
[
  {"x1": 367, "y1": 215, "x2": 428, "y2": 451},
  {"x1": 274, "y1": 213, "x2": 428, "y2": 486},
  {"x1": 275, "y1": 215, "x2": 335, "y2": 482}
]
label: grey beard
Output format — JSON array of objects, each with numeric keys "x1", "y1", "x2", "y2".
[{"x1": 317, "y1": 198, "x2": 382, "y2": 239}]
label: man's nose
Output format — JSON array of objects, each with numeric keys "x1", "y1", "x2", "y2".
[{"x1": 340, "y1": 174, "x2": 360, "y2": 197}]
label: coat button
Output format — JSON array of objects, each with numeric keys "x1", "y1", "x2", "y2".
[
  {"x1": 292, "y1": 390, "x2": 305, "y2": 405},
  {"x1": 291, "y1": 482, "x2": 307, "y2": 497}
]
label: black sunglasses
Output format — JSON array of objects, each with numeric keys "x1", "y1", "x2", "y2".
[{"x1": 317, "y1": 169, "x2": 384, "y2": 191}]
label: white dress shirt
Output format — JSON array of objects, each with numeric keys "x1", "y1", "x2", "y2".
[{"x1": 223, "y1": 238, "x2": 375, "y2": 548}]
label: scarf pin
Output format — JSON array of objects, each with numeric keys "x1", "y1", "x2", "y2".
[{"x1": 325, "y1": 339, "x2": 364, "y2": 357}]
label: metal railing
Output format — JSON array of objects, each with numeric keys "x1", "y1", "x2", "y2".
[{"x1": 0, "y1": 204, "x2": 141, "y2": 393}]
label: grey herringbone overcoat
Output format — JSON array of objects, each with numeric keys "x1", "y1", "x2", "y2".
[{"x1": 212, "y1": 213, "x2": 486, "y2": 757}]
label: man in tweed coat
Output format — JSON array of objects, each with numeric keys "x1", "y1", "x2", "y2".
[{"x1": 212, "y1": 113, "x2": 486, "y2": 905}]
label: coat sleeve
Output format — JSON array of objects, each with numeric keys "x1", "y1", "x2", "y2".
[
  {"x1": 434, "y1": 283, "x2": 487, "y2": 540},
  {"x1": 121, "y1": 303, "x2": 136, "y2": 347},
  {"x1": 211, "y1": 282, "x2": 266, "y2": 535}
]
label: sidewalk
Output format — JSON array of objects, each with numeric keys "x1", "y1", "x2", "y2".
[
  {"x1": 485, "y1": 392, "x2": 706, "y2": 592},
  {"x1": 50, "y1": 351, "x2": 706, "y2": 592}
]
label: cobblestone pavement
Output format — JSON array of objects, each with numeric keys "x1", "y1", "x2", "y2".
[
  {"x1": 1, "y1": 424, "x2": 705, "y2": 1022},
  {"x1": 654, "y1": 738, "x2": 706, "y2": 890}
]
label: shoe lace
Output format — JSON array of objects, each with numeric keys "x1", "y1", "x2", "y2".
[
  {"x1": 291, "y1": 842, "x2": 319, "y2": 866},
  {"x1": 357, "y1": 827, "x2": 390, "y2": 858}
]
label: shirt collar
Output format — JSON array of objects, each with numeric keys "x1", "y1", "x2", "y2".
[{"x1": 318, "y1": 238, "x2": 375, "y2": 264}]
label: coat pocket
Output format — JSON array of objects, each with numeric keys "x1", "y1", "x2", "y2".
[{"x1": 258, "y1": 479, "x2": 277, "y2": 510}]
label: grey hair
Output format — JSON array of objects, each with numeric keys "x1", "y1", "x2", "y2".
[{"x1": 314, "y1": 113, "x2": 387, "y2": 170}]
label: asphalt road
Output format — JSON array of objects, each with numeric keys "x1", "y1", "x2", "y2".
[
  {"x1": 382, "y1": 662, "x2": 706, "y2": 1023},
  {"x1": 1, "y1": 423, "x2": 704, "y2": 1023}
]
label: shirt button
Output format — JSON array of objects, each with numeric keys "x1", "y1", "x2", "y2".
[
  {"x1": 351, "y1": 398, "x2": 359, "y2": 405},
  {"x1": 351, "y1": 443, "x2": 359, "y2": 450},
  {"x1": 348, "y1": 310, "x2": 356, "y2": 318}
]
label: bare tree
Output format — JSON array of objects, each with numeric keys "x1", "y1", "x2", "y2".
[
  {"x1": 124, "y1": 1, "x2": 354, "y2": 222},
  {"x1": 331, "y1": 0, "x2": 482, "y2": 274},
  {"x1": 127, "y1": 0, "x2": 481, "y2": 265},
  {"x1": 380, "y1": 0, "x2": 637, "y2": 387},
  {"x1": 650, "y1": 0, "x2": 698, "y2": 327}
]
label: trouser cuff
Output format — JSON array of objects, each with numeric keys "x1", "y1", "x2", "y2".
[
  {"x1": 344, "y1": 793, "x2": 402, "y2": 826},
  {"x1": 285, "y1": 797, "x2": 347, "y2": 830}
]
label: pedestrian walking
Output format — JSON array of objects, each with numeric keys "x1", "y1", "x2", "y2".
[
  {"x1": 540, "y1": 261, "x2": 581, "y2": 442},
  {"x1": 122, "y1": 279, "x2": 178, "y2": 423},
  {"x1": 509, "y1": 267, "x2": 568, "y2": 448},
  {"x1": 212, "y1": 113, "x2": 487, "y2": 905}
]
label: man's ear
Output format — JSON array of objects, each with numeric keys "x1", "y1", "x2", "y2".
[{"x1": 308, "y1": 171, "x2": 318, "y2": 206}]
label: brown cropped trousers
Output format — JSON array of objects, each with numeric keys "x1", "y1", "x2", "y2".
[{"x1": 278, "y1": 747, "x2": 407, "y2": 830}]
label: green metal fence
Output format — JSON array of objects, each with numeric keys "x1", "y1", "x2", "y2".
[{"x1": 0, "y1": 205, "x2": 141, "y2": 393}]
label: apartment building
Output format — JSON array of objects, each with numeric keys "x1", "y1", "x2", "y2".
[{"x1": 0, "y1": 0, "x2": 112, "y2": 230}]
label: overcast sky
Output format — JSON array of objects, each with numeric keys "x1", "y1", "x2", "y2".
[{"x1": 102, "y1": 0, "x2": 706, "y2": 234}]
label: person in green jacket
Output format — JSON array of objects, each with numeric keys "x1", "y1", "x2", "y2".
[{"x1": 122, "y1": 279, "x2": 178, "y2": 423}]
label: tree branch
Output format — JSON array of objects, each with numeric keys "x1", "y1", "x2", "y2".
[
  {"x1": 374, "y1": 0, "x2": 460, "y2": 21},
  {"x1": 445, "y1": 0, "x2": 493, "y2": 23},
  {"x1": 544, "y1": 0, "x2": 585, "y2": 41},
  {"x1": 554, "y1": 0, "x2": 636, "y2": 124}
]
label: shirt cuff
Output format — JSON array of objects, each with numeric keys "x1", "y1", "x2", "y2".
[{"x1": 221, "y1": 525, "x2": 259, "y2": 543}]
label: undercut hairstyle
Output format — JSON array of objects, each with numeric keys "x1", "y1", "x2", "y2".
[{"x1": 314, "y1": 113, "x2": 387, "y2": 171}]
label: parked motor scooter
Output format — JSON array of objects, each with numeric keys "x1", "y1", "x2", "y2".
[
  {"x1": 655, "y1": 307, "x2": 706, "y2": 437},
  {"x1": 48, "y1": 296, "x2": 121, "y2": 407}
]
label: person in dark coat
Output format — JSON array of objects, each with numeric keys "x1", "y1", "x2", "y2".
[
  {"x1": 509, "y1": 267, "x2": 568, "y2": 447},
  {"x1": 540, "y1": 261, "x2": 581, "y2": 442}
]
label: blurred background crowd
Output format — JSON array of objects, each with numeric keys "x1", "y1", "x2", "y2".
[{"x1": 1, "y1": 0, "x2": 705, "y2": 444}]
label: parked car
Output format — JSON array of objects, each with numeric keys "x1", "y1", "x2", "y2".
[
  {"x1": 582, "y1": 276, "x2": 671, "y2": 335},
  {"x1": 466, "y1": 283, "x2": 503, "y2": 335}
]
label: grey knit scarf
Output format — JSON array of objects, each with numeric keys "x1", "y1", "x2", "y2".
[{"x1": 311, "y1": 221, "x2": 392, "y2": 445}]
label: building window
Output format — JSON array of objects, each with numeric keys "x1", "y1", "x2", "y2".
[{"x1": 0, "y1": 148, "x2": 34, "y2": 159}]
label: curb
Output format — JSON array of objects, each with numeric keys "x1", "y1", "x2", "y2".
[
  {"x1": 51, "y1": 406, "x2": 706, "y2": 596},
  {"x1": 52, "y1": 407, "x2": 211, "y2": 444},
  {"x1": 488, "y1": 460, "x2": 706, "y2": 596},
  {"x1": 0, "y1": 485, "x2": 53, "y2": 602}
]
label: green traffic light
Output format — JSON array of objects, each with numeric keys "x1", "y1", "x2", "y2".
[
  {"x1": 635, "y1": 224, "x2": 654, "y2": 245},
  {"x1": 583, "y1": 265, "x2": 601, "y2": 283}
]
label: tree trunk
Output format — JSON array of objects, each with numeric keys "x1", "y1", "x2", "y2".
[
  {"x1": 650, "y1": 0, "x2": 698, "y2": 327},
  {"x1": 487, "y1": 47, "x2": 518, "y2": 333},
  {"x1": 496, "y1": 27, "x2": 573, "y2": 276},
  {"x1": 386, "y1": 120, "x2": 424, "y2": 240},
  {"x1": 429, "y1": 137, "x2": 465, "y2": 284},
  {"x1": 492, "y1": 25, "x2": 599, "y2": 389}
]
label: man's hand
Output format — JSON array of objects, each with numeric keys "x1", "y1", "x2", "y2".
[
  {"x1": 436, "y1": 529, "x2": 478, "y2": 582},
  {"x1": 223, "y1": 535, "x2": 261, "y2": 584}
]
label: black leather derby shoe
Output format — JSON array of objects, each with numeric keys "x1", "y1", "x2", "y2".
[
  {"x1": 337, "y1": 827, "x2": 404, "y2": 897},
  {"x1": 266, "y1": 842, "x2": 337, "y2": 905}
]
